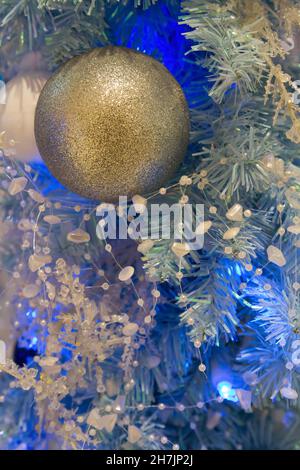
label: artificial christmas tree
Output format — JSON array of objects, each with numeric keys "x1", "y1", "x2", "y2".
[{"x1": 0, "y1": 0, "x2": 299, "y2": 451}]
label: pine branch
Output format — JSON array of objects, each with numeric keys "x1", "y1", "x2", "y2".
[
  {"x1": 179, "y1": 258, "x2": 241, "y2": 345},
  {"x1": 181, "y1": 1, "x2": 265, "y2": 103},
  {"x1": 0, "y1": 0, "x2": 108, "y2": 73},
  {"x1": 182, "y1": 0, "x2": 300, "y2": 143}
]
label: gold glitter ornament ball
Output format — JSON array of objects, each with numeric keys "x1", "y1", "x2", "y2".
[{"x1": 34, "y1": 47, "x2": 190, "y2": 201}]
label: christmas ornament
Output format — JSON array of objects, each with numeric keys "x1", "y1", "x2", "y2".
[
  {"x1": 34, "y1": 46, "x2": 190, "y2": 201},
  {"x1": 0, "y1": 72, "x2": 48, "y2": 162}
]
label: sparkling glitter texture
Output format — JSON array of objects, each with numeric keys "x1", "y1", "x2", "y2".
[{"x1": 34, "y1": 46, "x2": 190, "y2": 201}]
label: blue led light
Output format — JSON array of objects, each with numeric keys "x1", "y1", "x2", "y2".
[
  {"x1": 26, "y1": 310, "x2": 37, "y2": 318},
  {"x1": 29, "y1": 337, "x2": 38, "y2": 348},
  {"x1": 217, "y1": 381, "x2": 238, "y2": 402}
]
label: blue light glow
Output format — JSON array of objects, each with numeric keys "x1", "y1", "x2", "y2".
[
  {"x1": 217, "y1": 381, "x2": 238, "y2": 402},
  {"x1": 26, "y1": 310, "x2": 37, "y2": 318},
  {"x1": 29, "y1": 337, "x2": 38, "y2": 348}
]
